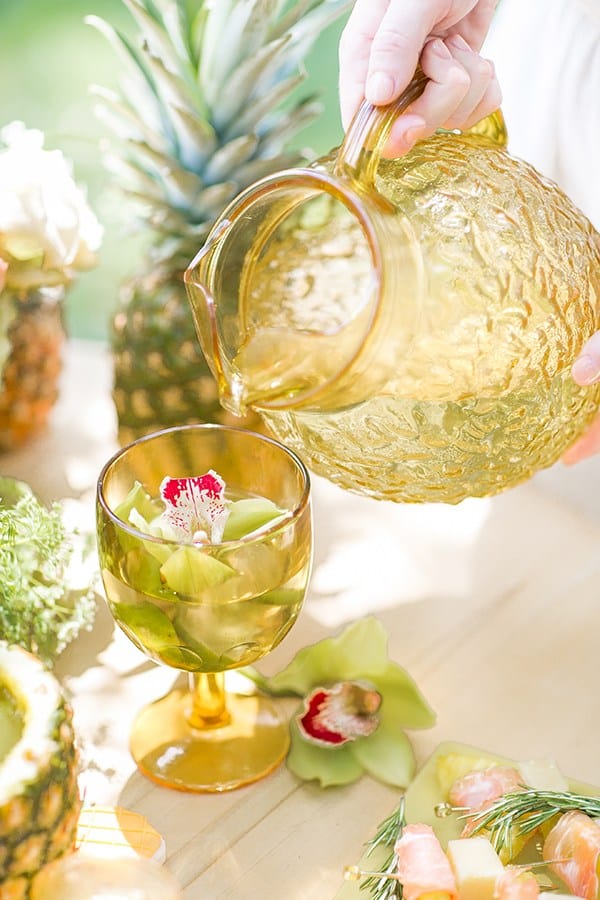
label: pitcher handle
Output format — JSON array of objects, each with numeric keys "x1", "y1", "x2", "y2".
[{"x1": 334, "y1": 68, "x2": 428, "y2": 189}]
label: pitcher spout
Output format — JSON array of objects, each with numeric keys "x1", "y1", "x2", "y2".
[{"x1": 185, "y1": 171, "x2": 399, "y2": 416}]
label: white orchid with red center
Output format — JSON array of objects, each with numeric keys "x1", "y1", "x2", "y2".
[
  {"x1": 159, "y1": 471, "x2": 230, "y2": 543},
  {"x1": 244, "y1": 617, "x2": 436, "y2": 788}
]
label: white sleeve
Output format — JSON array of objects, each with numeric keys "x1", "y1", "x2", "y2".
[{"x1": 483, "y1": 0, "x2": 600, "y2": 229}]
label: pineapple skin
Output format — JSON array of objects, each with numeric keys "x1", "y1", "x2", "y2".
[
  {"x1": 112, "y1": 269, "x2": 261, "y2": 445},
  {"x1": 0, "y1": 294, "x2": 64, "y2": 453},
  {"x1": 0, "y1": 646, "x2": 81, "y2": 900}
]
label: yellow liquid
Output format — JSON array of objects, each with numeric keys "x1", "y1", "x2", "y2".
[
  {"x1": 259, "y1": 376, "x2": 600, "y2": 502},
  {"x1": 101, "y1": 491, "x2": 311, "y2": 672}
]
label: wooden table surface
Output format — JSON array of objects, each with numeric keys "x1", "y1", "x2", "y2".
[{"x1": 3, "y1": 339, "x2": 600, "y2": 899}]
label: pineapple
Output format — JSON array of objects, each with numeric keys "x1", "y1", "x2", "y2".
[
  {"x1": 0, "y1": 292, "x2": 64, "y2": 452},
  {"x1": 0, "y1": 643, "x2": 80, "y2": 900},
  {"x1": 88, "y1": 0, "x2": 352, "y2": 445}
]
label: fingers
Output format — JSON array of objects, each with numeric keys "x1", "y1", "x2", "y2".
[
  {"x1": 340, "y1": 0, "x2": 443, "y2": 128},
  {"x1": 339, "y1": 0, "x2": 500, "y2": 155},
  {"x1": 457, "y1": 0, "x2": 499, "y2": 51},
  {"x1": 572, "y1": 332, "x2": 600, "y2": 385},
  {"x1": 438, "y1": 35, "x2": 499, "y2": 130},
  {"x1": 383, "y1": 34, "x2": 498, "y2": 157},
  {"x1": 562, "y1": 333, "x2": 600, "y2": 464},
  {"x1": 339, "y1": 0, "x2": 390, "y2": 130},
  {"x1": 364, "y1": 0, "x2": 436, "y2": 105},
  {"x1": 562, "y1": 416, "x2": 600, "y2": 465}
]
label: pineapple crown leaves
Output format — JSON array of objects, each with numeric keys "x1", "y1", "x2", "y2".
[{"x1": 87, "y1": 0, "x2": 353, "y2": 270}]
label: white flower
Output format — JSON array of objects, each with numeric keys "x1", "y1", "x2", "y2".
[{"x1": 0, "y1": 122, "x2": 103, "y2": 291}]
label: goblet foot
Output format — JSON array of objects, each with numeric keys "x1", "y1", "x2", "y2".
[{"x1": 129, "y1": 687, "x2": 290, "y2": 792}]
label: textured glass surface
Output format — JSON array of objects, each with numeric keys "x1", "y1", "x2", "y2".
[
  {"x1": 262, "y1": 134, "x2": 600, "y2": 502},
  {"x1": 188, "y1": 114, "x2": 600, "y2": 504}
]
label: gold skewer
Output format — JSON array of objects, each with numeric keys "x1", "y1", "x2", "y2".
[
  {"x1": 343, "y1": 858, "x2": 570, "y2": 884},
  {"x1": 343, "y1": 866, "x2": 402, "y2": 882}
]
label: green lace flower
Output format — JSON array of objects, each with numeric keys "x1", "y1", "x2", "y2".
[{"x1": 247, "y1": 617, "x2": 435, "y2": 788}]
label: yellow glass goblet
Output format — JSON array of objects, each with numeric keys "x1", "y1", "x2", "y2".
[{"x1": 96, "y1": 424, "x2": 312, "y2": 792}]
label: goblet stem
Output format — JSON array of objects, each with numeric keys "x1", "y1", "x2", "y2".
[{"x1": 188, "y1": 672, "x2": 231, "y2": 729}]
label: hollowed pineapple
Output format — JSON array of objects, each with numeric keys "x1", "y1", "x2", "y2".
[{"x1": 0, "y1": 643, "x2": 80, "y2": 900}]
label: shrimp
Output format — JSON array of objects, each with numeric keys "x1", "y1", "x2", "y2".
[
  {"x1": 542, "y1": 810, "x2": 600, "y2": 899},
  {"x1": 449, "y1": 766, "x2": 524, "y2": 811},
  {"x1": 448, "y1": 766, "x2": 526, "y2": 857},
  {"x1": 395, "y1": 823, "x2": 458, "y2": 900},
  {"x1": 494, "y1": 868, "x2": 540, "y2": 899}
]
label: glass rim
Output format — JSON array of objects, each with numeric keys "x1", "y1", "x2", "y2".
[{"x1": 96, "y1": 422, "x2": 311, "y2": 548}]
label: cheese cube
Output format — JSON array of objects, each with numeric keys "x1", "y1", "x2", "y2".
[
  {"x1": 518, "y1": 758, "x2": 569, "y2": 792},
  {"x1": 539, "y1": 894, "x2": 585, "y2": 899},
  {"x1": 446, "y1": 837, "x2": 504, "y2": 900}
]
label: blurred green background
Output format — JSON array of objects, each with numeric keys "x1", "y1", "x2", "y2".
[{"x1": 0, "y1": 0, "x2": 346, "y2": 340}]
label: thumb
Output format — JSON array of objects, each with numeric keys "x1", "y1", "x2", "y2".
[{"x1": 572, "y1": 331, "x2": 600, "y2": 386}]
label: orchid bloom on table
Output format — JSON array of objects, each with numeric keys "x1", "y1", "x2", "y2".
[{"x1": 246, "y1": 617, "x2": 436, "y2": 788}]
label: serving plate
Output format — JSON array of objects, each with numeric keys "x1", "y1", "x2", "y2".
[{"x1": 335, "y1": 741, "x2": 600, "y2": 899}]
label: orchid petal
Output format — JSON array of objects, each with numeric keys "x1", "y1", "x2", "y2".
[
  {"x1": 159, "y1": 470, "x2": 229, "y2": 542},
  {"x1": 349, "y1": 721, "x2": 416, "y2": 788},
  {"x1": 376, "y1": 662, "x2": 437, "y2": 731},
  {"x1": 264, "y1": 617, "x2": 390, "y2": 696},
  {"x1": 286, "y1": 719, "x2": 364, "y2": 787}
]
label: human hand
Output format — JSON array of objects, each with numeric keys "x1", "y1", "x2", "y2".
[
  {"x1": 339, "y1": 0, "x2": 502, "y2": 156},
  {"x1": 562, "y1": 334, "x2": 600, "y2": 465}
]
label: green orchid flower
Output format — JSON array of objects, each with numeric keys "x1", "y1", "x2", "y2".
[{"x1": 245, "y1": 617, "x2": 436, "y2": 788}]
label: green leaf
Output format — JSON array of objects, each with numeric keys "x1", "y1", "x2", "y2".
[
  {"x1": 160, "y1": 545, "x2": 234, "y2": 595},
  {"x1": 0, "y1": 484, "x2": 96, "y2": 663},
  {"x1": 377, "y1": 662, "x2": 437, "y2": 731},
  {"x1": 172, "y1": 612, "x2": 234, "y2": 671},
  {"x1": 122, "y1": 0, "x2": 190, "y2": 79},
  {"x1": 256, "y1": 587, "x2": 304, "y2": 606},
  {"x1": 0, "y1": 477, "x2": 32, "y2": 508},
  {"x1": 192, "y1": 183, "x2": 237, "y2": 219},
  {"x1": 91, "y1": 85, "x2": 169, "y2": 151},
  {"x1": 200, "y1": 0, "x2": 278, "y2": 106},
  {"x1": 222, "y1": 498, "x2": 286, "y2": 541},
  {"x1": 257, "y1": 97, "x2": 322, "y2": 154},
  {"x1": 114, "y1": 480, "x2": 162, "y2": 526},
  {"x1": 287, "y1": 719, "x2": 363, "y2": 787},
  {"x1": 234, "y1": 153, "x2": 300, "y2": 189},
  {"x1": 86, "y1": 15, "x2": 169, "y2": 139},
  {"x1": 113, "y1": 600, "x2": 179, "y2": 651},
  {"x1": 264, "y1": 617, "x2": 391, "y2": 695},
  {"x1": 202, "y1": 135, "x2": 259, "y2": 186},
  {"x1": 224, "y1": 72, "x2": 305, "y2": 141},
  {"x1": 124, "y1": 139, "x2": 203, "y2": 205},
  {"x1": 211, "y1": 35, "x2": 291, "y2": 130},
  {"x1": 349, "y1": 722, "x2": 416, "y2": 788},
  {"x1": 123, "y1": 547, "x2": 164, "y2": 595}
]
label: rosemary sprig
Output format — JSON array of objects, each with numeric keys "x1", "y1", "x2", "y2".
[
  {"x1": 467, "y1": 789, "x2": 600, "y2": 856},
  {"x1": 359, "y1": 799, "x2": 406, "y2": 900}
]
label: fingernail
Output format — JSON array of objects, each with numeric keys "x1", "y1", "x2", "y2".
[
  {"x1": 366, "y1": 71, "x2": 395, "y2": 104},
  {"x1": 431, "y1": 39, "x2": 452, "y2": 59},
  {"x1": 447, "y1": 34, "x2": 471, "y2": 52},
  {"x1": 572, "y1": 354, "x2": 600, "y2": 385}
]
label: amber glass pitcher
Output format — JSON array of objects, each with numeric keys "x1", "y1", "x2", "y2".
[{"x1": 185, "y1": 72, "x2": 600, "y2": 504}]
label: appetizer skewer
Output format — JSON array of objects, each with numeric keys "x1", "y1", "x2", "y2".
[{"x1": 349, "y1": 757, "x2": 600, "y2": 900}]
